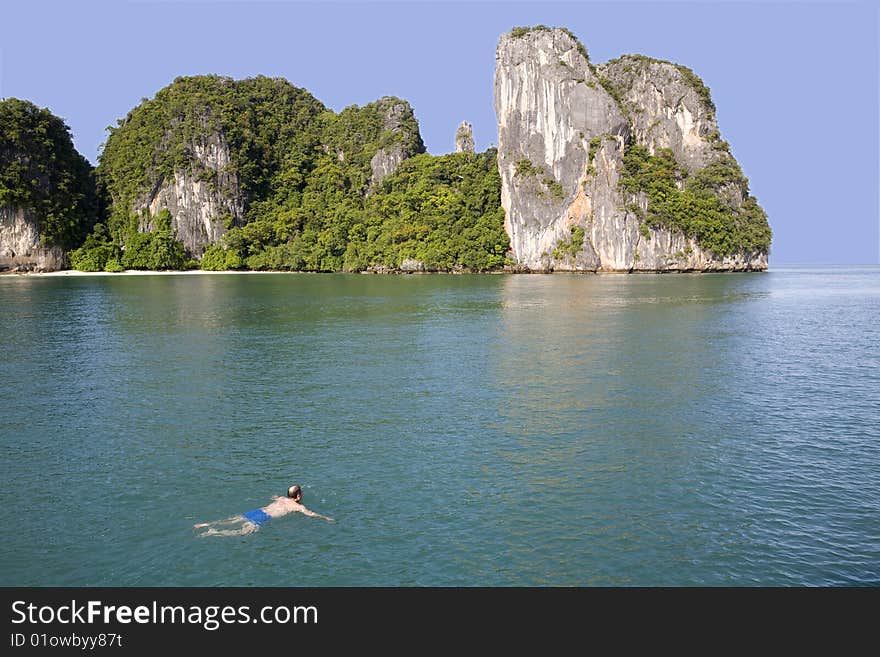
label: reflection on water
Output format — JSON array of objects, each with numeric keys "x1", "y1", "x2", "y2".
[{"x1": 0, "y1": 268, "x2": 878, "y2": 585}]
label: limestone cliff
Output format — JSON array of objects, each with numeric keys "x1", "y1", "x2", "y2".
[
  {"x1": 97, "y1": 76, "x2": 325, "y2": 259},
  {"x1": 455, "y1": 121, "x2": 475, "y2": 153},
  {"x1": 0, "y1": 207, "x2": 67, "y2": 272},
  {"x1": 135, "y1": 129, "x2": 244, "y2": 258},
  {"x1": 98, "y1": 78, "x2": 426, "y2": 261},
  {"x1": 0, "y1": 98, "x2": 96, "y2": 271},
  {"x1": 598, "y1": 55, "x2": 720, "y2": 174},
  {"x1": 367, "y1": 97, "x2": 425, "y2": 191},
  {"x1": 494, "y1": 27, "x2": 770, "y2": 272}
]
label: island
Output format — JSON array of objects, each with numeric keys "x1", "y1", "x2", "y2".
[{"x1": 1, "y1": 26, "x2": 770, "y2": 274}]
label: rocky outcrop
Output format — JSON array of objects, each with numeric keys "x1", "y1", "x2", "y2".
[
  {"x1": 399, "y1": 257, "x2": 426, "y2": 273},
  {"x1": 494, "y1": 28, "x2": 628, "y2": 270},
  {"x1": 455, "y1": 121, "x2": 475, "y2": 153},
  {"x1": 369, "y1": 148, "x2": 408, "y2": 190},
  {"x1": 598, "y1": 55, "x2": 720, "y2": 174},
  {"x1": 494, "y1": 27, "x2": 769, "y2": 272},
  {"x1": 1, "y1": 98, "x2": 96, "y2": 271},
  {"x1": 0, "y1": 207, "x2": 67, "y2": 271},
  {"x1": 136, "y1": 129, "x2": 244, "y2": 257},
  {"x1": 368, "y1": 97, "x2": 425, "y2": 190},
  {"x1": 100, "y1": 77, "x2": 430, "y2": 265}
]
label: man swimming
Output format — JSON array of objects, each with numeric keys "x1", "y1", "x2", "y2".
[{"x1": 194, "y1": 485, "x2": 333, "y2": 537}]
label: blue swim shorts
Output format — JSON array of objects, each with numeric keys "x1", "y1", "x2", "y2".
[{"x1": 243, "y1": 509, "x2": 272, "y2": 526}]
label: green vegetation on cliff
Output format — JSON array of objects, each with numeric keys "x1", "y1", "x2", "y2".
[
  {"x1": 510, "y1": 26, "x2": 589, "y2": 61},
  {"x1": 514, "y1": 158, "x2": 565, "y2": 200},
  {"x1": 83, "y1": 75, "x2": 505, "y2": 272},
  {"x1": 604, "y1": 54, "x2": 716, "y2": 116},
  {"x1": 552, "y1": 225, "x2": 585, "y2": 260},
  {"x1": 619, "y1": 145, "x2": 771, "y2": 256},
  {"x1": 0, "y1": 98, "x2": 97, "y2": 248},
  {"x1": 69, "y1": 209, "x2": 190, "y2": 271},
  {"x1": 357, "y1": 150, "x2": 508, "y2": 272},
  {"x1": 202, "y1": 150, "x2": 507, "y2": 272},
  {"x1": 97, "y1": 75, "x2": 327, "y2": 240}
]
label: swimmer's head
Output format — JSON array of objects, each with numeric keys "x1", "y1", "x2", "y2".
[{"x1": 287, "y1": 485, "x2": 302, "y2": 501}]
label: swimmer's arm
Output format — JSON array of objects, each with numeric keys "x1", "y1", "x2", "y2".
[{"x1": 300, "y1": 506, "x2": 335, "y2": 522}]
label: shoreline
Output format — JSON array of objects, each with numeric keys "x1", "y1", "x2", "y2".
[
  {"x1": 2, "y1": 269, "x2": 294, "y2": 277},
  {"x1": 3, "y1": 267, "x2": 775, "y2": 278}
]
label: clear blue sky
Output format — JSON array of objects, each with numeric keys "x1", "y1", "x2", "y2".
[{"x1": 2, "y1": 0, "x2": 877, "y2": 263}]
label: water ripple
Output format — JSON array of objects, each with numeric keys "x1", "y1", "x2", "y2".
[{"x1": 1, "y1": 268, "x2": 878, "y2": 585}]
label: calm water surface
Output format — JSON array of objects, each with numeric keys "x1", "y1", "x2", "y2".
[{"x1": 1, "y1": 266, "x2": 878, "y2": 585}]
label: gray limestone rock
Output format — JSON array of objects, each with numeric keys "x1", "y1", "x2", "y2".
[
  {"x1": 455, "y1": 121, "x2": 475, "y2": 153},
  {"x1": 135, "y1": 129, "x2": 245, "y2": 258},
  {"x1": 494, "y1": 27, "x2": 768, "y2": 272},
  {"x1": 368, "y1": 97, "x2": 425, "y2": 191},
  {"x1": 495, "y1": 28, "x2": 628, "y2": 271},
  {"x1": 399, "y1": 258, "x2": 426, "y2": 273},
  {"x1": 598, "y1": 55, "x2": 720, "y2": 174},
  {"x1": 0, "y1": 206, "x2": 67, "y2": 272},
  {"x1": 369, "y1": 147, "x2": 408, "y2": 190}
]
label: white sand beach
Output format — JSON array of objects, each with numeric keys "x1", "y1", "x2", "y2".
[{"x1": 2, "y1": 269, "x2": 300, "y2": 277}]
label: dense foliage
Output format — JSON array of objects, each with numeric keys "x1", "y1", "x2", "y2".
[
  {"x1": 358, "y1": 150, "x2": 508, "y2": 272},
  {"x1": 119, "y1": 209, "x2": 188, "y2": 270},
  {"x1": 82, "y1": 75, "x2": 508, "y2": 272},
  {"x1": 0, "y1": 98, "x2": 97, "y2": 248},
  {"x1": 68, "y1": 209, "x2": 189, "y2": 271},
  {"x1": 97, "y1": 75, "x2": 328, "y2": 240},
  {"x1": 68, "y1": 223, "x2": 120, "y2": 271},
  {"x1": 619, "y1": 145, "x2": 771, "y2": 256},
  {"x1": 203, "y1": 150, "x2": 508, "y2": 272}
]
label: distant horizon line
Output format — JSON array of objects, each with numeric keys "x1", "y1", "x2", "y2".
[{"x1": 768, "y1": 261, "x2": 880, "y2": 266}]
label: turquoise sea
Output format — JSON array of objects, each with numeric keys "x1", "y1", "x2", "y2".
[{"x1": 1, "y1": 266, "x2": 878, "y2": 585}]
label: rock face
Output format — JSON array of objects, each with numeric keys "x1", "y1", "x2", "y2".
[
  {"x1": 368, "y1": 97, "x2": 425, "y2": 190},
  {"x1": 455, "y1": 121, "x2": 475, "y2": 153},
  {"x1": 494, "y1": 28, "x2": 769, "y2": 272},
  {"x1": 101, "y1": 78, "x2": 429, "y2": 265},
  {"x1": 399, "y1": 257, "x2": 426, "y2": 273},
  {"x1": 0, "y1": 98, "x2": 96, "y2": 271},
  {"x1": 0, "y1": 207, "x2": 67, "y2": 272},
  {"x1": 598, "y1": 55, "x2": 719, "y2": 174},
  {"x1": 136, "y1": 130, "x2": 244, "y2": 257}
]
